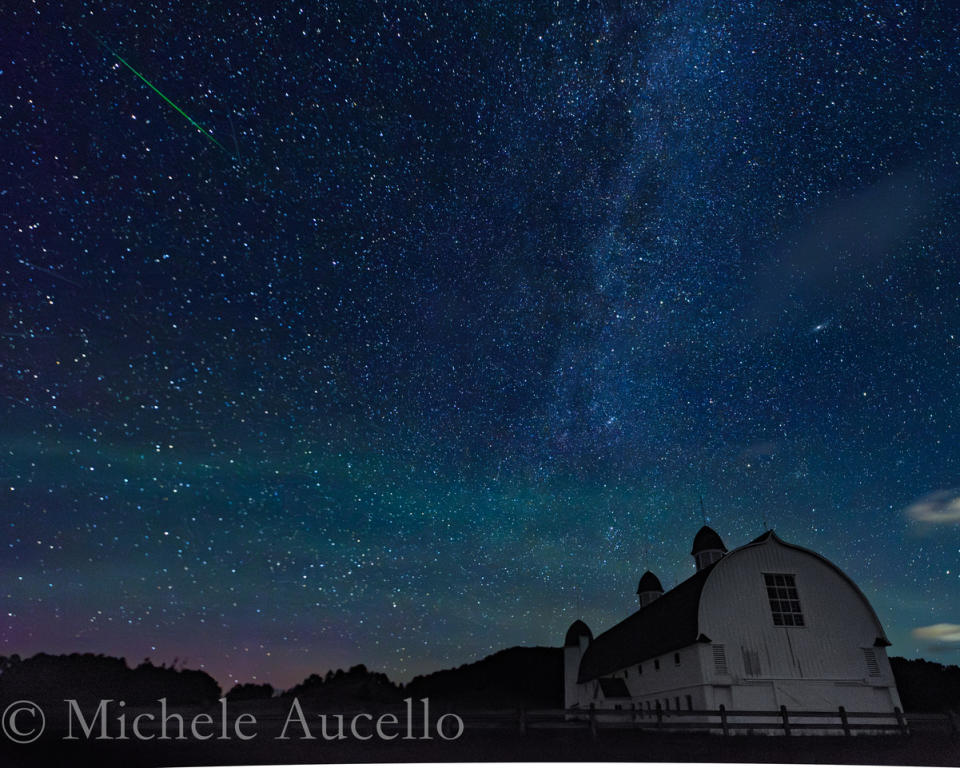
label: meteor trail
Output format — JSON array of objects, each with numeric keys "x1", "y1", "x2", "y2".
[
  {"x1": 16, "y1": 258, "x2": 82, "y2": 288},
  {"x1": 83, "y1": 27, "x2": 231, "y2": 154}
]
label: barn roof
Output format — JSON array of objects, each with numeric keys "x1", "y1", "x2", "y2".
[
  {"x1": 578, "y1": 562, "x2": 717, "y2": 683},
  {"x1": 597, "y1": 677, "x2": 631, "y2": 699}
]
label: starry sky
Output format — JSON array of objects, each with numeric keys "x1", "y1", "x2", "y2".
[{"x1": 3, "y1": 1, "x2": 959, "y2": 689}]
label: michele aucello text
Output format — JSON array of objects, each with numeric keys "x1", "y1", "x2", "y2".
[{"x1": 2, "y1": 697, "x2": 464, "y2": 743}]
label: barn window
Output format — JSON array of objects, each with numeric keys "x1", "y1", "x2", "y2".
[
  {"x1": 637, "y1": 664, "x2": 642, "y2": 675},
  {"x1": 763, "y1": 573, "x2": 805, "y2": 627},
  {"x1": 654, "y1": 659, "x2": 660, "y2": 670},
  {"x1": 674, "y1": 652, "x2": 681, "y2": 665},
  {"x1": 686, "y1": 695, "x2": 693, "y2": 710}
]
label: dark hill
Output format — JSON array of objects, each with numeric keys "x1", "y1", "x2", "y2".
[{"x1": 405, "y1": 646, "x2": 562, "y2": 709}]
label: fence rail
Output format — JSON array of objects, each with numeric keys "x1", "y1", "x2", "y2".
[
  {"x1": 136, "y1": 703, "x2": 957, "y2": 740},
  {"x1": 450, "y1": 706, "x2": 960, "y2": 739}
]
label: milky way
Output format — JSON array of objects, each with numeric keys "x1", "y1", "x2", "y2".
[{"x1": 3, "y1": 2, "x2": 959, "y2": 688}]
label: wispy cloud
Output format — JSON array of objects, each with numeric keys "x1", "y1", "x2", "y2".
[
  {"x1": 912, "y1": 624, "x2": 960, "y2": 648},
  {"x1": 903, "y1": 489, "x2": 960, "y2": 524}
]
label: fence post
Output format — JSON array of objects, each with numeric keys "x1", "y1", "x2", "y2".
[
  {"x1": 589, "y1": 704, "x2": 597, "y2": 740},
  {"x1": 894, "y1": 707, "x2": 907, "y2": 736},
  {"x1": 839, "y1": 706, "x2": 850, "y2": 737},
  {"x1": 656, "y1": 701, "x2": 663, "y2": 729},
  {"x1": 780, "y1": 705, "x2": 791, "y2": 736},
  {"x1": 519, "y1": 707, "x2": 526, "y2": 735},
  {"x1": 719, "y1": 704, "x2": 728, "y2": 737},
  {"x1": 948, "y1": 710, "x2": 959, "y2": 742}
]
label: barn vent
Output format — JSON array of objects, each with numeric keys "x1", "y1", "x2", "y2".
[
  {"x1": 712, "y1": 644, "x2": 728, "y2": 675},
  {"x1": 863, "y1": 648, "x2": 881, "y2": 676}
]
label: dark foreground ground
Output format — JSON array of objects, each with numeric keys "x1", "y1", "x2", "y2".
[{"x1": 3, "y1": 728, "x2": 958, "y2": 768}]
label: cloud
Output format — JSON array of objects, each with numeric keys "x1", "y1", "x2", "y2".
[
  {"x1": 912, "y1": 624, "x2": 960, "y2": 648},
  {"x1": 748, "y1": 147, "x2": 960, "y2": 334},
  {"x1": 903, "y1": 489, "x2": 960, "y2": 524}
]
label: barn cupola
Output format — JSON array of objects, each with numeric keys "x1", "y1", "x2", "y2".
[
  {"x1": 691, "y1": 525, "x2": 727, "y2": 571},
  {"x1": 564, "y1": 619, "x2": 593, "y2": 649},
  {"x1": 636, "y1": 570, "x2": 664, "y2": 607},
  {"x1": 563, "y1": 620, "x2": 592, "y2": 709}
]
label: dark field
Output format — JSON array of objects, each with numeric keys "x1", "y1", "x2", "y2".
[{"x1": 2, "y1": 726, "x2": 958, "y2": 767}]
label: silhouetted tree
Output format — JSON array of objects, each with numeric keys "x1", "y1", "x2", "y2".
[
  {"x1": 891, "y1": 656, "x2": 960, "y2": 712},
  {"x1": 285, "y1": 664, "x2": 400, "y2": 708},
  {"x1": 0, "y1": 653, "x2": 220, "y2": 706},
  {"x1": 226, "y1": 682, "x2": 274, "y2": 701}
]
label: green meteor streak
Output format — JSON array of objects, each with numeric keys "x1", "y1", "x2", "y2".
[
  {"x1": 85, "y1": 28, "x2": 230, "y2": 154},
  {"x1": 113, "y1": 53, "x2": 229, "y2": 153}
]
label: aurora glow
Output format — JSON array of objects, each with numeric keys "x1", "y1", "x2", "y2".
[{"x1": 3, "y1": 2, "x2": 958, "y2": 691}]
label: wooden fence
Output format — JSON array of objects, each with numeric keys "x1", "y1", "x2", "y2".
[
  {"x1": 452, "y1": 706, "x2": 960, "y2": 738},
  {"x1": 88, "y1": 701, "x2": 959, "y2": 740}
]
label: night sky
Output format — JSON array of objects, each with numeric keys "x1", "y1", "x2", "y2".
[{"x1": 3, "y1": 1, "x2": 959, "y2": 689}]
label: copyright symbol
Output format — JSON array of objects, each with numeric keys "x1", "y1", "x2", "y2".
[{"x1": 2, "y1": 700, "x2": 45, "y2": 743}]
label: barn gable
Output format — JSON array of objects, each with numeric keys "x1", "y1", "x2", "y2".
[{"x1": 738, "y1": 530, "x2": 891, "y2": 645}]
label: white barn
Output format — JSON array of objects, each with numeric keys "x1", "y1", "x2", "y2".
[{"x1": 564, "y1": 528, "x2": 903, "y2": 727}]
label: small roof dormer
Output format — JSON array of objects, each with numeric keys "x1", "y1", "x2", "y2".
[{"x1": 691, "y1": 525, "x2": 727, "y2": 571}]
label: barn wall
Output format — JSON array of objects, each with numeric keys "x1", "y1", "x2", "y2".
[
  {"x1": 697, "y1": 537, "x2": 902, "y2": 711},
  {"x1": 621, "y1": 641, "x2": 707, "y2": 711},
  {"x1": 571, "y1": 642, "x2": 710, "y2": 711}
]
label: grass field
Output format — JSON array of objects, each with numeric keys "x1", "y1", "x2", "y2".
[{"x1": 2, "y1": 725, "x2": 958, "y2": 767}]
